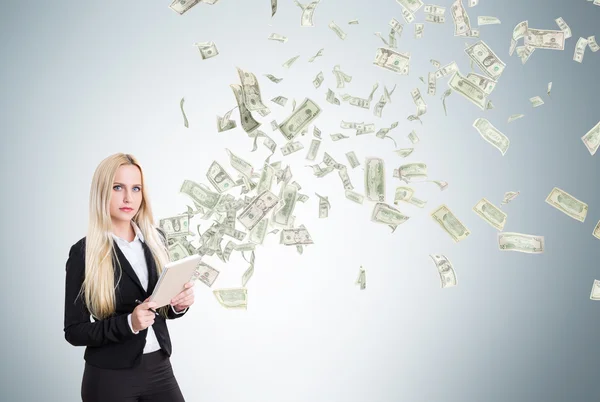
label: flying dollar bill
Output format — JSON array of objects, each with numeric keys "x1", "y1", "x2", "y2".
[
  {"x1": 278, "y1": 98, "x2": 322, "y2": 141},
  {"x1": 590, "y1": 280, "x2": 600, "y2": 300},
  {"x1": 581, "y1": 120, "x2": 600, "y2": 155},
  {"x1": 464, "y1": 40, "x2": 505, "y2": 80},
  {"x1": 193, "y1": 262, "x2": 220, "y2": 287},
  {"x1": 544, "y1": 187, "x2": 588, "y2": 222},
  {"x1": 593, "y1": 220, "x2": 600, "y2": 240},
  {"x1": 448, "y1": 72, "x2": 487, "y2": 110},
  {"x1": 501, "y1": 191, "x2": 520, "y2": 206},
  {"x1": 371, "y1": 202, "x2": 410, "y2": 231},
  {"x1": 472, "y1": 197, "x2": 507, "y2": 230},
  {"x1": 498, "y1": 232, "x2": 544, "y2": 254},
  {"x1": 430, "y1": 204, "x2": 471, "y2": 243},
  {"x1": 280, "y1": 227, "x2": 314, "y2": 245},
  {"x1": 237, "y1": 190, "x2": 279, "y2": 230},
  {"x1": 365, "y1": 157, "x2": 386, "y2": 202},
  {"x1": 213, "y1": 287, "x2": 248, "y2": 309},
  {"x1": 373, "y1": 47, "x2": 410, "y2": 75},
  {"x1": 429, "y1": 254, "x2": 457, "y2": 288},
  {"x1": 524, "y1": 28, "x2": 565, "y2": 50},
  {"x1": 206, "y1": 161, "x2": 236, "y2": 193},
  {"x1": 473, "y1": 118, "x2": 509, "y2": 156}
]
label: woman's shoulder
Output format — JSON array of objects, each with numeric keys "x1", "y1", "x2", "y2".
[{"x1": 68, "y1": 236, "x2": 87, "y2": 259}]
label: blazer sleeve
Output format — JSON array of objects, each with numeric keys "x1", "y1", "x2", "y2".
[{"x1": 63, "y1": 243, "x2": 137, "y2": 347}]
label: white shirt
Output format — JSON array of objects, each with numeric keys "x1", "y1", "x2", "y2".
[{"x1": 111, "y1": 221, "x2": 186, "y2": 354}]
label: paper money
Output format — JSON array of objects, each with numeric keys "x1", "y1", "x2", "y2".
[
  {"x1": 271, "y1": 0, "x2": 277, "y2": 17},
  {"x1": 525, "y1": 29, "x2": 565, "y2": 50},
  {"x1": 547, "y1": 82, "x2": 553, "y2": 96},
  {"x1": 213, "y1": 288, "x2": 247, "y2": 309},
  {"x1": 430, "y1": 204, "x2": 471, "y2": 243},
  {"x1": 390, "y1": 18, "x2": 403, "y2": 35},
  {"x1": 397, "y1": 163, "x2": 427, "y2": 182},
  {"x1": 294, "y1": 0, "x2": 321, "y2": 26},
  {"x1": 206, "y1": 161, "x2": 236, "y2": 193},
  {"x1": 425, "y1": 14, "x2": 445, "y2": 24},
  {"x1": 273, "y1": 184, "x2": 298, "y2": 227},
  {"x1": 373, "y1": 47, "x2": 410, "y2": 75},
  {"x1": 248, "y1": 218, "x2": 268, "y2": 244},
  {"x1": 393, "y1": 186, "x2": 414, "y2": 204},
  {"x1": 194, "y1": 41, "x2": 219, "y2": 59},
  {"x1": 501, "y1": 191, "x2": 520, "y2": 206},
  {"x1": 545, "y1": 187, "x2": 588, "y2": 222},
  {"x1": 355, "y1": 266, "x2": 366, "y2": 290},
  {"x1": 581, "y1": 121, "x2": 600, "y2": 155},
  {"x1": 593, "y1": 221, "x2": 600, "y2": 240},
  {"x1": 429, "y1": 255, "x2": 457, "y2": 288},
  {"x1": 478, "y1": 16, "x2": 500, "y2": 25},
  {"x1": 590, "y1": 280, "x2": 600, "y2": 300},
  {"x1": 160, "y1": 214, "x2": 191, "y2": 238},
  {"x1": 330, "y1": 133, "x2": 349, "y2": 141},
  {"x1": 365, "y1": 157, "x2": 386, "y2": 202},
  {"x1": 216, "y1": 115, "x2": 236, "y2": 132},
  {"x1": 448, "y1": 72, "x2": 487, "y2": 110},
  {"x1": 429, "y1": 180, "x2": 448, "y2": 191},
  {"x1": 408, "y1": 130, "x2": 420, "y2": 144},
  {"x1": 280, "y1": 227, "x2": 314, "y2": 245},
  {"x1": 230, "y1": 84, "x2": 261, "y2": 134},
  {"x1": 473, "y1": 118, "x2": 510, "y2": 156},
  {"x1": 329, "y1": 21, "x2": 347, "y2": 39},
  {"x1": 371, "y1": 202, "x2": 410, "y2": 230},
  {"x1": 466, "y1": 72, "x2": 496, "y2": 95},
  {"x1": 573, "y1": 37, "x2": 589, "y2": 63},
  {"x1": 400, "y1": 7, "x2": 415, "y2": 24},
  {"x1": 529, "y1": 96, "x2": 544, "y2": 107},
  {"x1": 394, "y1": 149, "x2": 414, "y2": 159},
  {"x1": 281, "y1": 141, "x2": 304, "y2": 156},
  {"x1": 193, "y1": 262, "x2": 220, "y2": 287},
  {"x1": 507, "y1": 114, "x2": 524, "y2": 123},
  {"x1": 555, "y1": 17, "x2": 571, "y2": 39},
  {"x1": 414, "y1": 23, "x2": 424, "y2": 39},
  {"x1": 308, "y1": 48, "x2": 324, "y2": 62},
  {"x1": 348, "y1": 19, "x2": 359, "y2": 24},
  {"x1": 332, "y1": 65, "x2": 352, "y2": 88},
  {"x1": 396, "y1": 0, "x2": 423, "y2": 13},
  {"x1": 264, "y1": 74, "x2": 283, "y2": 83},
  {"x1": 278, "y1": 98, "x2": 322, "y2": 141},
  {"x1": 473, "y1": 198, "x2": 507, "y2": 230},
  {"x1": 498, "y1": 232, "x2": 544, "y2": 254},
  {"x1": 451, "y1": 0, "x2": 472, "y2": 36},
  {"x1": 236, "y1": 67, "x2": 268, "y2": 112},
  {"x1": 588, "y1": 36, "x2": 599, "y2": 52},
  {"x1": 241, "y1": 252, "x2": 254, "y2": 286},
  {"x1": 345, "y1": 190, "x2": 365, "y2": 204},
  {"x1": 180, "y1": 180, "x2": 221, "y2": 210},
  {"x1": 509, "y1": 20, "x2": 528, "y2": 56},
  {"x1": 306, "y1": 139, "x2": 321, "y2": 161},
  {"x1": 268, "y1": 33, "x2": 288, "y2": 43},
  {"x1": 468, "y1": 0, "x2": 478, "y2": 6},
  {"x1": 169, "y1": 0, "x2": 200, "y2": 14},
  {"x1": 345, "y1": 151, "x2": 360, "y2": 168},
  {"x1": 179, "y1": 98, "x2": 189, "y2": 128},
  {"x1": 441, "y1": 88, "x2": 452, "y2": 115},
  {"x1": 326, "y1": 89, "x2": 340, "y2": 106},
  {"x1": 464, "y1": 40, "x2": 505, "y2": 80},
  {"x1": 282, "y1": 55, "x2": 300, "y2": 68},
  {"x1": 238, "y1": 190, "x2": 279, "y2": 230},
  {"x1": 315, "y1": 193, "x2": 330, "y2": 218}
]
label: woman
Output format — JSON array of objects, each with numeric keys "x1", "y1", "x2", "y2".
[{"x1": 64, "y1": 152, "x2": 195, "y2": 401}]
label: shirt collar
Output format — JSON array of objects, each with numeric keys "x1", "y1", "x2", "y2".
[{"x1": 111, "y1": 220, "x2": 145, "y2": 244}]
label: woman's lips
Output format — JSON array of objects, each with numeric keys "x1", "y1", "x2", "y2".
[{"x1": 120, "y1": 208, "x2": 133, "y2": 212}]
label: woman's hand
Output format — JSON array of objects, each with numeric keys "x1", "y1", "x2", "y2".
[
  {"x1": 171, "y1": 281, "x2": 195, "y2": 312},
  {"x1": 132, "y1": 297, "x2": 157, "y2": 332}
]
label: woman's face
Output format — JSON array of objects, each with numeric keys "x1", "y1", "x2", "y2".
[{"x1": 109, "y1": 164, "x2": 143, "y2": 223}]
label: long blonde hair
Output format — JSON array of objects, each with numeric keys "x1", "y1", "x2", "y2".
[{"x1": 79, "y1": 153, "x2": 170, "y2": 320}]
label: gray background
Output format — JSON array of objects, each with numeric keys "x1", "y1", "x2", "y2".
[{"x1": 1, "y1": 0, "x2": 599, "y2": 401}]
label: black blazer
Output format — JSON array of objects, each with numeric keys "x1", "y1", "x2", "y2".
[{"x1": 63, "y1": 231, "x2": 189, "y2": 369}]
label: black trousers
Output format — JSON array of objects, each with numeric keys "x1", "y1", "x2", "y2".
[{"x1": 81, "y1": 349, "x2": 185, "y2": 402}]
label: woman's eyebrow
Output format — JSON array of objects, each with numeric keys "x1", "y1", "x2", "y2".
[{"x1": 113, "y1": 182, "x2": 142, "y2": 186}]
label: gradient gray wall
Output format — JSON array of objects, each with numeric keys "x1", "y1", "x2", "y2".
[{"x1": 1, "y1": 1, "x2": 599, "y2": 401}]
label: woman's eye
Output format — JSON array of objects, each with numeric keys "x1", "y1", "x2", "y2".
[{"x1": 113, "y1": 185, "x2": 121, "y2": 190}]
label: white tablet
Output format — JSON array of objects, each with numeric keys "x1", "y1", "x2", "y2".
[{"x1": 149, "y1": 254, "x2": 202, "y2": 308}]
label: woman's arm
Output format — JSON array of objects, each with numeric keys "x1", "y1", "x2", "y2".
[{"x1": 63, "y1": 243, "x2": 136, "y2": 347}]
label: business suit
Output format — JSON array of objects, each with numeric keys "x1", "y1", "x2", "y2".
[{"x1": 64, "y1": 229, "x2": 188, "y2": 401}]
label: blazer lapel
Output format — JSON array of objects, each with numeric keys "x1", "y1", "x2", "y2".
[
  {"x1": 112, "y1": 244, "x2": 145, "y2": 295},
  {"x1": 143, "y1": 241, "x2": 158, "y2": 297}
]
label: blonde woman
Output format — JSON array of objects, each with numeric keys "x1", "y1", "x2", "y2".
[{"x1": 64, "y1": 153, "x2": 194, "y2": 401}]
